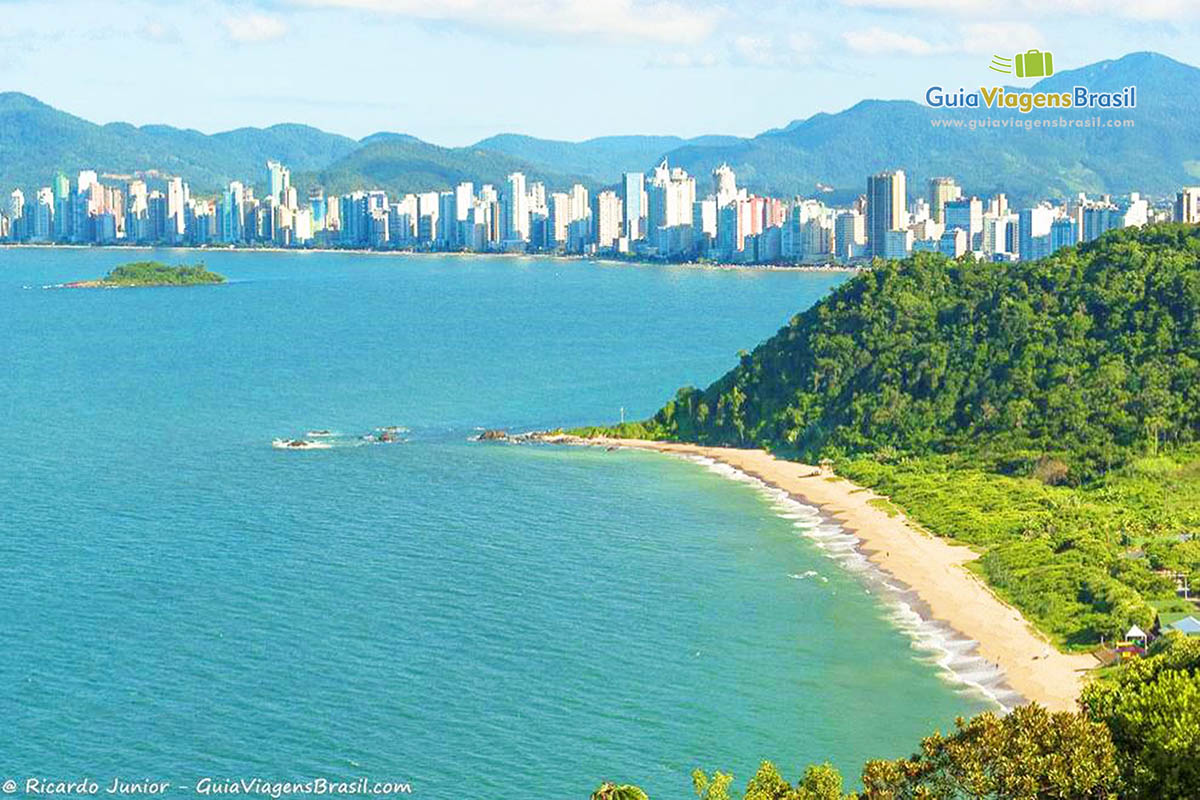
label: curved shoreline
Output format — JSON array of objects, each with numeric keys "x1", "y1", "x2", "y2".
[
  {"x1": 545, "y1": 434, "x2": 1099, "y2": 712},
  {"x1": 686, "y1": 452, "x2": 1026, "y2": 710}
]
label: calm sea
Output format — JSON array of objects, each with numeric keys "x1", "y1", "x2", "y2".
[{"x1": 1, "y1": 249, "x2": 992, "y2": 799}]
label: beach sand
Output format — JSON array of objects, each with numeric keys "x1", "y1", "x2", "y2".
[{"x1": 554, "y1": 435, "x2": 1098, "y2": 712}]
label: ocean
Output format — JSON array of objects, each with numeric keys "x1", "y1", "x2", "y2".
[{"x1": 1, "y1": 248, "x2": 994, "y2": 798}]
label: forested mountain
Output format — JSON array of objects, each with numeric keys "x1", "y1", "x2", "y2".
[
  {"x1": 656, "y1": 52, "x2": 1199, "y2": 204},
  {"x1": 0, "y1": 92, "x2": 358, "y2": 193},
  {"x1": 643, "y1": 224, "x2": 1200, "y2": 470},
  {"x1": 0, "y1": 52, "x2": 1193, "y2": 202},
  {"x1": 291, "y1": 134, "x2": 587, "y2": 198},
  {"x1": 588, "y1": 225, "x2": 1200, "y2": 648},
  {"x1": 471, "y1": 133, "x2": 742, "y2": 184}
]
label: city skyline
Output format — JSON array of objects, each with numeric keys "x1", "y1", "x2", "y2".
[
  {"x1": 3, "y1": 154, "x2": 1188, "y2": 269},
  {"x1": 0, "y1": 0, "x2": 1197, "y2": 145}
]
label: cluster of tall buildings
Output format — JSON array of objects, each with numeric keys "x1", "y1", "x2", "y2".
[
  {"x1": 0, "y1": 160, "x2": 1193, "y2": 264},
  {"x1": 863, "y1": 169, "x2": 1167, "y2": 263}
]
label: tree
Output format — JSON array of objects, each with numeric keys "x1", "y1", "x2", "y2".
[
  {"x1": 859, "y1": 704, "x2": 1119, "y2": 799},
  {"x1": 590, "y1": 782, "x2": 649, "y2": 800},
  {"x1": 794, "y1": 764, "x2": 851, "y2": 800},
  {"x1": 692, "y1": 770, "x2": 734, "y2": 800},
  {"x1": 1081, "y1": 633, "x2": 1200, "y2": 799}
]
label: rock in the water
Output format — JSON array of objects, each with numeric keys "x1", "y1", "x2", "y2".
[{"x1": 478, "y1": 429, "x2": 509, "y2": 441}]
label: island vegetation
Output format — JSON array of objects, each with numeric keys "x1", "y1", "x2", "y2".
[
  {"x1": 577, "y1": 224, "x2": 1200, "y2": 649},
  {"x1": 68, "y1": 260, "x2": 226, "y2": 288}
]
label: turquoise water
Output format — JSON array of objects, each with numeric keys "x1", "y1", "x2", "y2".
[{"x1": 1, "y1": 249, "x2": 991, "y2": 798}]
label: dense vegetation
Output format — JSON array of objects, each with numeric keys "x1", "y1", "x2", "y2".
[
  {"x1": 2, "y1": 52, "x2": 1195, "y2": 203},
  {"x1": 292, "y1": 133, "x2": 587, "y2": 198},
  {"x1": 593, "y1": 634, "x2": 1200, "y2": 799},
  {"x1": 472, "y1": 133, "x2": 742, "y2": 185},
  {"x1": 661, "y1": 53, "x2": 1199, "y2": 204},
  {"x1": 93, "y1": 261, "x2": 225, "y2": 287},
  {"x1": 837, "y1": 451, "x2": 1200, "y2": 646},
  {"x1": 0, "y1": 92, "x2": 357, "y2": 194},
  {"x1": 581, "y1": 224, "x2": 1200, "y2": 646}
]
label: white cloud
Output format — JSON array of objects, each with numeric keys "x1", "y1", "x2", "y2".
[
  {"x1": 958, "y1": 22, "x2": 1043, "y2": 56},
  {"x1": 843, "y1": 27, "x2": 937, "y2": 56},
  {"x1": 843, "y1": 22, "x2": 1044, "y2": 57},
  {"x1": 286, "y1": 0, "x2": 718, "y2": 45},
  {"x1": 729, "y1": 32, "x2": 817, "y2": 67},
  {"x1": 840, "y1": 0, "x2": 1199, "y2": 20},
  {"x1": 222, "y1": 13, "x2": 288, "y2": 43}
]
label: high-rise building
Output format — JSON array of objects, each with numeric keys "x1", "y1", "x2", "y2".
[
  {"x1": 453, "y1": 182, "x2": 474, "y2": 246},
  {"x1": 389, "y1": 194, "x2": 418, "y2": 244},
  {"x1": 437, "y1": 191, "x2": 456, "y2": 247},
  {"x1": 220, "y1": 182, "x2": 245, "y2": 243},
  {"x1": 594, "y1": 191, "x2": 622, "y2": 250},
  {"x1": 9, "y1": 189, "x2": 25, "y2": 240},
  {"x1": 943, "y1": 196, "x2": 983, "y2": 251},
  {"x1": 293, "y1": 208, "x2": 313, "y2": 244},
  {"x1": 167, "y1": 177, "x2": 187, "y2": 239},
  {"x1": 983, "y1": 215, "x2": 1016, "y2": 256},
  {"x1": 147, "y1": 192, "x2": 169, "y2": 242},
  {"x1": 927, "y1": 177, "x2": 961, "y2": 224},
  {"x1": 867, "y1": 170, "x2": 907, "y2": 259},
  {"x1": 1049, "y1": 218, "x2": 1078, "y2": 254},
  {"x1": 1175, "y1": 187, "x2": 1200, "y2": 223},
  {"x1": 834, "y1": 210, "x2": 866, "y2": 261},
  {"x1": 503, "y1": 172, "x2": 529, "y2": 243},
  {"x1": 267, "y1": 161, "x2": 290, "y2": 205},
  {"x1": 308, "y1": 188, "x2": 327, "y2": 233},
  {"x1": 937, "y1": 228, "x2": 967, "y2": 258},
  {"x1": 32, "y1": 187, "x2": 54, "y2": 242},
  {"x1": 622, "y1": 172, "x2": 645, "y2": 241},
  {"x1": 692, "y1": 198, "x2": 717, "y2": 243},
  {"x1": 1018, "y1": 206, "x2": 1056, "y2": 261},
  {"x1": 52, "y1": 173, "x2": 71, "y2": 240},
  {"x1": 547, "y1": 192, "x2": 570, "y2": 245},
  {"x1": 712, "y1": 164, "x2": 737, "y2": 208},
  {"x1": 416, "y1": 191, "x2": 440, "y2": 244}
]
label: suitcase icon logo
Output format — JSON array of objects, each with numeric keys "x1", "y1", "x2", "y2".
[{"x1": 1014, "y1": 49, "x2": 1054, "y2": 78}]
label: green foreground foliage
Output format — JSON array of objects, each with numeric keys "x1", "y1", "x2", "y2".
[
  {"x1": 837, "y1": 450, "x2": 1200, "y2": 647},
  {"x1": 99, "y1": 261, "x2": 226, "y2": 287},
  {"x1": 583, "y1": 225, "x2": 1200, "y2": 647},
  {"x1": 591, "y1": 636, "x2": 1200, "y2": 799}
]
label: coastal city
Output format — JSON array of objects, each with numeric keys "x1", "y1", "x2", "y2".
[{"x1": 4, "y1": 159, "x2": 1200, "y2": 264}]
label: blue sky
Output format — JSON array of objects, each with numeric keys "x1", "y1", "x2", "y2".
[{"x1": 0, "y1": 0, "x2": 1196, "y2": 145}]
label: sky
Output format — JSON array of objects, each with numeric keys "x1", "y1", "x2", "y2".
[{"x1": 0, "y1": 0, "x2": 1197, "y2": 145}]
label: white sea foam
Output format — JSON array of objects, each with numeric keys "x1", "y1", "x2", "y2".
[
  {"x1": 789, "y1": 570, "x2": 823, "y2": 581},
  {"x1": 680, "y1": 452, "x2": 1022, "y2": 711}
]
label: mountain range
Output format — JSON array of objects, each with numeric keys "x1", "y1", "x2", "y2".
[{"x1": 0, "y1": 51, "x2": 1195, "y2": 204}]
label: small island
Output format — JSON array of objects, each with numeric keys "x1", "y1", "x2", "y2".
[{"x1": 66, "y1": 261, "x2": 226, "y2": 288}]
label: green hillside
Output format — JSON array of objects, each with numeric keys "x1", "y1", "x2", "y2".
[
  {"x1": 294, "y1": 134, "x2": 589, "y2": 197},
  {"x1": 659, "y1": 52, "x2": 1199, "y2": 204},
  {"x1": 0, "y1": 93, "x2": 358, "y2": 194},
  {"x1": 0, "y1": 51, "x2": 1193, "y2": 203},
  {"x1": 472, "y1": 133, "x2": 741, "y2": 184},
  {"x1": 585, "y1": 224, "x2": 1200, "y2": 646}
]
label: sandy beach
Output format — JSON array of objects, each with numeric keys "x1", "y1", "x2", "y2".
[{"x1": 552, "y1": 435, "x2": 1098, "y2": 712}]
